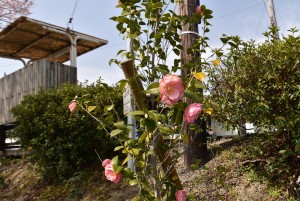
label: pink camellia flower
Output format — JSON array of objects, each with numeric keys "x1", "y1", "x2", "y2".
[
  {"x1": 196, "y1": 5, "x2": 201, "y2": 14},
  {"x1": 175, "y1": 190, "x2": 187, "y2": 201},
  {"x1": 68, "y1": 101, "x2": 77, "y2": 113},
  {"x1": 159, "y1": 74, "x2": 185, "y2": 106},
  {"x1": 102, "y1": 159, "x2": 111, "y2": 168},
  {"x1": 184, "y1": 103, "x2": 203, "y2": 123},
  {"x1": 104, "y1": 164, "x2": 122, "y2": 183},
  {"x1": 117, "y1": 0, "x2": 120, "y2": 6}
]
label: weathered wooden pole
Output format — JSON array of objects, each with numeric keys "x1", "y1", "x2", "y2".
[
  {"x1": 0, "y1": 126, "x2": 6, "y2": 154},
  {"x1": 178, "y1": 0, "x2": 209, "y2": 168}
]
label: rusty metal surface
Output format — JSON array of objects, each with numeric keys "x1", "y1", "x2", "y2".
[{"x1": 0, "y1": 16, "x2": 108, "y2": 63}]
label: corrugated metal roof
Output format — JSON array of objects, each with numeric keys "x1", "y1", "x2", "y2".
[{"x1": 0, "y1": 16, "x2": 108, "y2": 63}]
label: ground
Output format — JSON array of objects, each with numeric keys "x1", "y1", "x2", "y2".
[{"x1": 0, "y1": 138, "x2": 294, "y2": 200}]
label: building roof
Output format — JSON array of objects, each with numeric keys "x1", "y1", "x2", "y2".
[{"x1": 0, "y1": 16, "x2": 108, "y2": 64}]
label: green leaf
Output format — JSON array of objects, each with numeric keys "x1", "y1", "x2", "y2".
[
  {"x1": 114, "y1": 121, "x2": 126, "y2": 129},
  {"x1": 127, "y1": 110, "x2": 145, "y2": 116},
  {"x1": 115, "y1": 166, "x2": 123, "y2": 174},
  {"x1": 194, "y1": 80, "x2": 206, "y2": 89},
  {"x1": 174, "y1": 102, "x2": 186, "y2": 111},
  {"x1": 138, "y1": 132, "x2": 148, "y2": 143},
  {"x1": 147, "y1": 82, "x2": 159, "y2": 90},
  {"x1": 220, "y1": 36, "x2": 228, "y2": 44},
  {"x1": 175, "y1": 110, "x2": 183, "y2": 124},
  {"x1": 87, "y1": 106, "x2": 97, "y2": 112},
  {"x1": 136, "y1": 161, "x2": 145, "y2": 167},
  {"x1": 110, "y1": 129, "x2": 123, "y2": 137},
  {"x1": 171, "y1": 108, "x2": 178, "y2": 124},
  {"x1": 114, "y1": 146, "x2": 124, "y2": 151},
  {"x1": 144, "y1": 88, "x2": 159, "y2": 94},
  {"x1": 129, "y1": 179, "x2": 139, "y2": 186},
  {"x1": 228, "y1": 41, "x2": 238, "y2": 48},
  {"x1": 117, "y1": 49, "x2": 126, "y2": 56},
  {"x1": 129, "y1": 148, "x2": 140, "y2": 155},
  {"x1": 111, "y1": 156, "x2": 119, "y2": 166},
  {"x1": 144, "y1": 118, "x2": 156, "y2": 132},
  {"x1": 148, "y1": 110, "x2": 160, "y2": 122},
  {"x1": 118, "y1": 79, "x2": 128, "y2": 92},
  {"x1": 184, "y1": 90, "x2": 202, "y2": 103},
  {"x1": 122, "y1": 155, "x2": 131, "y2": 165},
  {"x1": 104, "y1": 105, "x2": 114, "y2": 112},
  {"x1": 173, "y1": 48, "x2": 180, "y2": 56},
  {"x1": 159, "y1": 126, "x2": 174, "y2": 135}
]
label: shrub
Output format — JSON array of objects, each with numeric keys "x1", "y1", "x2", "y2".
[
  {"x1": 11, "y1": 80, "x2": 123, "y2": 182},
  {"x1": 206, "y1": 28, "x2": 300, "y2": 196}
]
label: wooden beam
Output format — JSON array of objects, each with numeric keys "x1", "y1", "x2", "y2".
[
  {"x1": 45, "y1": 46, "x2": 70, "y2": 59},
  {"x1": 13, "y1": 33, "x2": 52, "y2": 57}
]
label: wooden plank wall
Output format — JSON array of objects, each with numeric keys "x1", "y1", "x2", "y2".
[{"x1": 0, "y1": 59, "x2": 77, "y2": 125}]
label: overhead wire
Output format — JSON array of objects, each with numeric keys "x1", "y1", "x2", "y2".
[
  {"x1": 214, "y1": 2, "x2": 263, "y2": 19},
  {"x1": 67, "y1": 0, "x2": 79, "y2": 30},
  {"x1": 254, "y1": 6, "x2": 266, "y2": 40}
]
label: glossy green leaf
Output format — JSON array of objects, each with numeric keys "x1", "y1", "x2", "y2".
[
  {"x1": 127, "y1": 110, "x2": 145, "y2": 116},
  {"x1": 110, "y1": 129, "x2": 123, "y2": 137},
  {"x1": 184, "y1": 90, "x2": 202, "y2": 103},
  {"x1": 87, "y1": 106, "x2": 97, "y2": 112}
]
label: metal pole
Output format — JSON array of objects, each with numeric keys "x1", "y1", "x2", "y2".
[
  {"x1": 126, "y1": 28, "x2": 136, "y2": 171},
  {"x1": 267, "y1": 0, "x2": 280, "y2": 38}
]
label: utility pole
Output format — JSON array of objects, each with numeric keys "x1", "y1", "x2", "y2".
[
  {"x1": 267, "y1": 0, "x2": 280, "y2": 38},
  {"x1": 178, "y1": 0, "x2": 208, "y2": 168}
]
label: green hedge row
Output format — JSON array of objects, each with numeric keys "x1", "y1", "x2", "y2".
[{"x1": 11, "y1": 80, "x2": 123, "y2": 182}]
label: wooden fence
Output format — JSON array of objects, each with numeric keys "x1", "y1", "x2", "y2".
[{"x1": 0, "y1": 59, "x2": 77, "y2": 125}]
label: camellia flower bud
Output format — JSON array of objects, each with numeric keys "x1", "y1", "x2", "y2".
[
  {"x1": 175, "y1": 190, "x2": 187, "y2": 201},
  {"x1": 196, "y1": 5, "x2": 201, "y2": 14},
  {"x1": 68, "y1": 101, "x2": 77, "y2": 113}
]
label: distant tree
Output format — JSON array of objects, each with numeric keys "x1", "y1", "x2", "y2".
[{"x1": 0, "y1": 0, "x2": 34, "y2": 28}]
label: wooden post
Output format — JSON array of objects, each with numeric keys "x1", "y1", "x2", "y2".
[
  {"x1": 0, "y1": 126, "x2": 6, "y2": 154},
  {"x1": 178, "y1": 0, "x2": 209, "y2": 168}
]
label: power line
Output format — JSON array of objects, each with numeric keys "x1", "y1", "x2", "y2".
[
  {"x1": 67, "y1": 0, "x2": 79, "y2": 30},
  {"x1": 254, "y1": 6, "x2": 266, "y2": 40},
  {"x1": 262, "y1": 0, "x2": 268, "y2": 12},
  {"x1": 214, "y1": 2, "x2": 263, "y2": 19}
]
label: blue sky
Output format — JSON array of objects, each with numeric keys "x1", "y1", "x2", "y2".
[{"x1": 1, "y1": 0, "x2": 300, "y2": 85}]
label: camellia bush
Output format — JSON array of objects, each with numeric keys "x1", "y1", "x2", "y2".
[
  {"x1": 205, "y1": 28, "x2": 300, "y2": 194},
  {"x1": 71, "y1": 0, "x2": 215, "y2": 200},
  {"x1": 11, "y1": 80, "x2": 123, "y2": 182}
]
